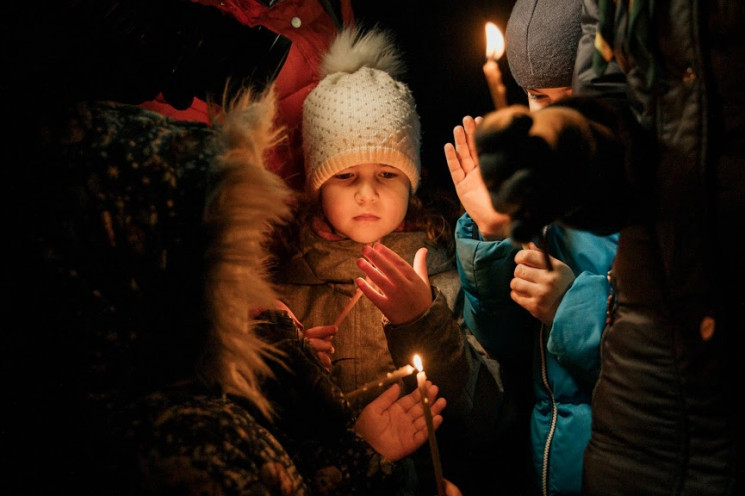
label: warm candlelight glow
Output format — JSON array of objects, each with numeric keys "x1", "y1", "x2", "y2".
[
  {"x1": 483, "y1": 22, "x2": 508, "y2": 109},
  {"x1": 485, "y1": 22, "x2": 505, "y2": 60},
  {"x1": 413, "y1": 354, "x2": 423, "y2": 371}
]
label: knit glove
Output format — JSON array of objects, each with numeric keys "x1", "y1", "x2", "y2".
[{"x1": 474, "y1": 101, "x2": 626, "y2": 243}]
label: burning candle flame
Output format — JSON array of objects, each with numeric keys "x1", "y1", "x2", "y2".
[
  {"x1": 413, "y1": 354, "x2": 423, "y2": 372},
  {"x1": 485, "y1": 22, "x2": 505, "y2": 60}
]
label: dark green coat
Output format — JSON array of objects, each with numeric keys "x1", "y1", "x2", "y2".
[{"x1": 573, "y1": 1, "x2": 745, "y2": 494}]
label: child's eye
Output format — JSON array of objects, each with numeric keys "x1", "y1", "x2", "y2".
[
  {"x1": 334, "y1": 172, "x2": 354, "y2": 180},
  {"x1": 527, "y1": 93, "x2": 547, "y2": 102},
  {"x1": 379, "y1": 171, "x2": 398, "y2": 179}
]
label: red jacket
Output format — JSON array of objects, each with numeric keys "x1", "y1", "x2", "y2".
[{"x1": 141, "y1": 0, "x2": 354, "y2": 191}]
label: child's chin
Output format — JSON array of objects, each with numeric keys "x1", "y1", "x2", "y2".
[
  {"x1": 346, "y1": 231, "x2": 383, "y2": 245},
  {"x1": 349, "y1": 236, "x2": 379, "y2": 245}
]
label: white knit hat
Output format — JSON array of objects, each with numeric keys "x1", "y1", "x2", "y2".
[{"x1": 303, "y1": 26, "x2": 421, "y2": 193}]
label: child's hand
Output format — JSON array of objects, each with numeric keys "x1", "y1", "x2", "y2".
[
  {"x1": 353, "y1": 381, "x2": 446, "y2": 461},
  {"x1": 511, "y1": 243, "x2": 575, "y2": 325},
  {"x1": 444, "y1": 115, "x2": 511, "y2": 240},
  {"x1": 303, "y1": 325, "x2": 337, "y2": 370},
  {"x1": 355, "y1": 243, "x2": 432, "y2": 325}
]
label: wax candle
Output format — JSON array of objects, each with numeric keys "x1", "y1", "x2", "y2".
[
  {"x1": 345, "y1": 364, "x2": 416, "y2": 409},
  {"x1": 334, "y1": 240, "x2": 382, "y2": 327},
  {"x1": 333, "y1": 288, "x2": 363, "y2": 327},
  {"x1": 483, "y1": 22, "x2": 507, "y2": 109},
  {"x1": 413, "y1": 354, "x2": 445, "y2": 496}
]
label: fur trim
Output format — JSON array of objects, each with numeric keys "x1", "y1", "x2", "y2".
[
  {"x1": 201, "y1": 84, "x2": 292, "y2": 418},
  {"x1": 320, "y1": 25, "x2": 403, "y2": 78}
]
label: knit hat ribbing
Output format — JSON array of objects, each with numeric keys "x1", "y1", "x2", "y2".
[
  {"x1": 303, "y1": 27, "x2": 421, "y2": 193},
  {"x1": 505, "y1": 0, "x2": 583, "y2": 89}
]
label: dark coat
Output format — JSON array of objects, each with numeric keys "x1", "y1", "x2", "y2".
[
  {"x1": 473, "y1": 1, "x2": 745, "y2": 494},
  {"x1": 572, "y1": 1, "x2": 745, "y2": 494}
]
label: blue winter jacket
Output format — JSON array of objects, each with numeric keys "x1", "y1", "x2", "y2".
[{"x1": 455, "y1": 213, "x2": 618, "y2": 496}]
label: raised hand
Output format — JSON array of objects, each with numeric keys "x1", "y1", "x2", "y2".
[
  {"x1": 444, "y1": 115, "x2": 511, "y2": 239},
  {"x1": 355, "y1": 243, "x2": 432, "y2": 325},
  {"x1": 511, "y1": 242, "x2": 575, "y2": 325},
  {"x1": 354, "y1": 382, "x2": 446, "y2": 461}
]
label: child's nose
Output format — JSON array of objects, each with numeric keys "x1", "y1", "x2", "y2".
[{"x1": 354, "y1": 180, "x2": 378, "y2": 203}]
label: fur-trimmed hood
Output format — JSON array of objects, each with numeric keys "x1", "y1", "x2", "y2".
[{"x1": 200, "y1": 85, "x2": 292, "y2": 417}]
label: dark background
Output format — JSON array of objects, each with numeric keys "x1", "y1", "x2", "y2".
[
  {"x1": 3, "y1": 0, "x2": 522, "y2": 207},
  {"x1": 353, "y1": 0, "x2": 522, "y2": 200},
  {"x1": 1, "y1": 2, "x2": 525, "y2": 492}
]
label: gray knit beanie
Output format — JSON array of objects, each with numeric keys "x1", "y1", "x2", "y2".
[
  {"x1": 505, "y1": 0, "x2": 583, "y2": 89},
  {"x1": 303, "y1": 26, "x2": 421, "y2": 194}
]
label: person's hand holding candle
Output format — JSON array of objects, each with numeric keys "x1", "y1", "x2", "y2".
[
  {"x1": 302, "y1": 324, "x2": 338, "y2": 369},
  {"x1": 483, "y1": 22, "x2": 507, "y2": 109},
  {"x1": 414, "y1": 354, "x2": 446, "y2": 496},
  {"x1": 266, "y1": 300, "x2": 338, "y2": 370},
  {"x1": 353, "y1": 381, "x2": 446, "y2": 462}
]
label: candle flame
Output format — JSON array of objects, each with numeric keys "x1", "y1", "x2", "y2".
[
  {"x1": 413, "y1": 354, "x2": 423, "y2": 372},
  {"x1": 485, "y1": 22, "x2": 505, "y2": 60}
]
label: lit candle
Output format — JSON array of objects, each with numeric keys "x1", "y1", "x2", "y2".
[
  {"x1": 413, "y1": 354, "x2": 445, "y2": 496},
  {"x1": 345, "y1": 364, "x2": 416, "y2": 409},
  {"x1": 483, "y1": 22, "x2": 507, "y2": 109}
]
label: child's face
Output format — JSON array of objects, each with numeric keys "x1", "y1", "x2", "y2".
[
  {"x1": 526, "y1": 86, "x2": 573, "y2": 111},
  {"x1": 320, "y1": 163, "x2": 411, "y2": 244}
]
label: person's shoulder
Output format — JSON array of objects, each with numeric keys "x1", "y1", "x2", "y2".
[{"x1": 125, "y1": 385, "x2": 310, "y2": 495}]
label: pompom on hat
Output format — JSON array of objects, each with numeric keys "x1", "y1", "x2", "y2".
[
  {"x1": 505, "y1": 0, "x2": 583, "y2": 89},
  {"x1": 303, "y1": 26, "x2": 421, "y2": 194}
]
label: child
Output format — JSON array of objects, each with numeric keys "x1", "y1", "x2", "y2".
[
  {"x1": 274, "y1": 26, "x2": 461, "y2": 395},
  {"x1": 274, "y1": 26, "x2": 518, "y2": 496},
  {"x1": 444, "y1": 0, "x2": 619, "y2": 494},
  {"x1": 124, "y1": 86, "x2": 459, "y2": 496}
]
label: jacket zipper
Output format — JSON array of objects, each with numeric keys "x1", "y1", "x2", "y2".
[{"x1": 540, "y1": 322, "x2": 558, "y2": 496}]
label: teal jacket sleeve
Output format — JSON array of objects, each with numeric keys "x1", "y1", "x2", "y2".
[
  {"x1": 546, "y1": 227, "x2": 618, "y2": 388},
  {"x1": 548, "y1": 271, "x2": 609, "y2": 388},
  {"x1": 455, "y1": 213, "x2": 537, "y2": 359}
]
